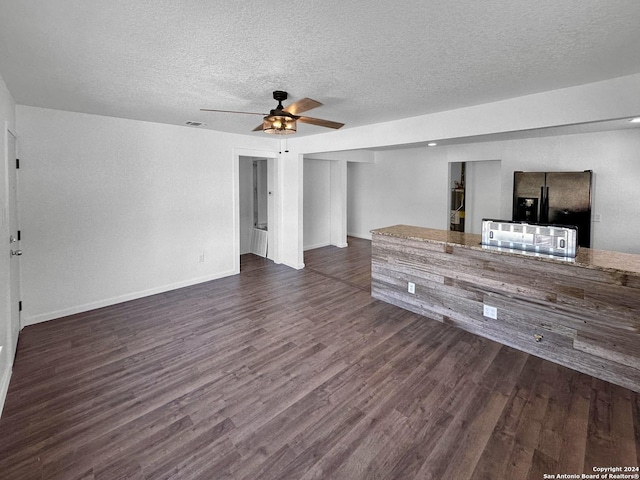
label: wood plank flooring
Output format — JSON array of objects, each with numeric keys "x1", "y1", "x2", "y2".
[{"x1": 0, "y1": 236, "x2": 638, "y2": 479}]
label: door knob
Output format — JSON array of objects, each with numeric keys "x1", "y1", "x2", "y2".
[{"x1": 10, "y1": 249, "x2": 22, "y2": 256}]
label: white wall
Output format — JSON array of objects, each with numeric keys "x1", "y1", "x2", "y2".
[
  {"x1": 347, "y1": 162, "x2": 376, "y2": 239},
  {"x1": 0, "y1": 73, "x2": 16, "y2": 416},
  {"x1": 347, "y1": 147, "x2": 449, "y2": 239},
  {"x1": 464, "y1": 160, "x2": 502, "y2": 234},
  {"x1": 16, "y1": 106, "x2": 275, "y2": 325},
  {"x1": 376, "y1": 148, "x2": 450, "y2": 231},
  {"x1": 307, "y1": 150, "x2": 375, "y2": 163},
  {"x1": 303, "y1": 159, "x2": 331, "y2": 250},
  {"x1": 303, "y1": 158, "x2": 348, "y2": 250},
  {"x1": 346, "y1": 129, "x2": 640, "y2": 254}
]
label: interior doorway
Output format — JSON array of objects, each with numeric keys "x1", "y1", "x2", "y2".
[
  {"x1": 239, "y1": 156, "x2": 270, "y2": 259},
  {"x1": 449, "y1": 162, "x2": 465, "y2": 231},
  {"x1": 449, "y1": 160, "x2": 502, "y2": 234}
]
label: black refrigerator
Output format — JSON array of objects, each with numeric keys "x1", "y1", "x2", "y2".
[{"x1": 512, "y1": 170, "x2": 593, "y2": 248}]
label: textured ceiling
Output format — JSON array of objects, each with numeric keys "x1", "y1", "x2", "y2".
[{"x1": 1, "y1": 0, "x2": 639, "y2": 136}]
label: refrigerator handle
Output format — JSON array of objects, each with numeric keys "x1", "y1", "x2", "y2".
[
  {"x1": 545, "y1": 186, "x2": 550, "y2": 222},
  {"x1": 540, "y1": 186, "x2": 549, "y2": 223}
]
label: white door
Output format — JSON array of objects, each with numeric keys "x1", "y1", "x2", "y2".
[{"x1": 7, "y1": 131, "x2": 20, "y2": 357}]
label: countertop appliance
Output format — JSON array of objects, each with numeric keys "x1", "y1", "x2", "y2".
[
  {"x1": 513, "y1": 170, "x2": 592, "y2": 248},
  {"x1": 482, "y1": 219, "x2": 578, "y2": 258}
]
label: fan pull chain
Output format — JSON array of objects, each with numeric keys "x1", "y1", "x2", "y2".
[{"x1": 278, "y1": 137, "x2": 290, "y2": 154}]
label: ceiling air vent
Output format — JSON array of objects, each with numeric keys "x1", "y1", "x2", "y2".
[{"x1": 186, "y1": 121, "x2": 205, "y2": 127}]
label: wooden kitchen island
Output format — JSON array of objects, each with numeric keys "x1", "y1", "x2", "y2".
[{"x1": 371, "y1": 225, "x2": 640, "y2": 392}]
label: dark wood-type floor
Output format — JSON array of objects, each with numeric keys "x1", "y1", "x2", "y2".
[{"x1": 0, "y1": 237, "x2": 638, "y2": 479}]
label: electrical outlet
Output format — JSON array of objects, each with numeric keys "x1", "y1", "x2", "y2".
[
  {"x1": 408, "y1": 282, "x2": 416, "y2": 294},
  {"x1": 198, "y1": 253, "x2": 205, "y2": 263},
  {"x1": 483, "y1": 304, "x2": 498, "y2": 319},
  {"x1": 593, "y1": 213, "x2": 602, "y2": 222}
]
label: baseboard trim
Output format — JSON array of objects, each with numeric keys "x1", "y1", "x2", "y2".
[
  {"x1": 347, "y1": 232, "x2": 372, "y2": 240},
  {"x1": 303, "y1": 242, "x2": 330, "y2": 251},
  {"x1": 21, "y1": 269, "x2": 237, "y2": 327},
  {"x1": 283, "y1": 260, "x2": 305, "y2": 270},
  {"x1": 0, "y1": 363, "x2": 11, "y2": 419}
]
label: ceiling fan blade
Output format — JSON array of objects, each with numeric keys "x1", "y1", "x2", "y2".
[
  {"x1": 284, "y1": 98, "x2": 322, "y2": 115},
  {"x1": 298, "y1": 116, "x2": 344, "y2": 129},
  {"x1": 252, "y1": 124, "x2": 263, "y2": 132},
  {"x1": 200, "y1": 108, "x2": 266, "y2": 115}
]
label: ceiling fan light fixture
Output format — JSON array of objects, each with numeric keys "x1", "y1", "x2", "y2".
[
  {"x1": 202, "y1": 90, "x2": 342, "y2": 134},
  {"x1": 263, "y1": 114, "x2": 297, "y2": 134}
]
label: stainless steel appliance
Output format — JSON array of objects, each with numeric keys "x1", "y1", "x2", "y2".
[
  {"x1": 513, "y1": 170, "x2": 592, "y2": 247},
  {"x1": 482, "y1": 219, "x2": 578, "y2": 258}
]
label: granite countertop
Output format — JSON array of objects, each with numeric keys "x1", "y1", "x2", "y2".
[{"x1": 371, "y1": 224, "x2": 640, "y2": 276}]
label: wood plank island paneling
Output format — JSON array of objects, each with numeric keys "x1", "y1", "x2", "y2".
[{"x1": 371, "y1": 225, "x2": 640, "y2": 392}]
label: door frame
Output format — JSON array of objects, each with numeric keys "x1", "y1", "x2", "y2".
[
  {"x1": 5, "y1": 126, "x2": 20, "y2": 355},
  {"x1": 233, "y1": 148, "x2": 280, "y2": 273}
]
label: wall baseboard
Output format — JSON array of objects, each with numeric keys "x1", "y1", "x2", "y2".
[
  {"x1": 303, "y1": 242, "x2": 330, "y2": 251},
  {"x1": 283, "y1": 260, "x2": 305, "y2": 270},
  {"x1": 347, "y1": 232, "x2": 372, "y2": 240},
  {"x1": 0, "y1": 363, "x2": 11, "y2": 419},
  {"x1": 22, "y1": 269, "x2": 237, "y2": 327},
  {"x1": 304, "y1": 241, "x2": 350, "y2": 250}
]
